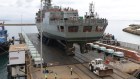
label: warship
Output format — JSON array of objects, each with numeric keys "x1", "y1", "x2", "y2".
[{"x1": 35, "y1": 0, "x2": 108, "y2": 55}]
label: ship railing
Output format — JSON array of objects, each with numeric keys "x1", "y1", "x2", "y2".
[{"x1": 49, "y1": 18, "x2": 107, "y2": 25}]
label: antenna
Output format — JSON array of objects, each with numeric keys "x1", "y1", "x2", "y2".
[
  {"x1": 89, "y1": 2, "x2": 95, "y2": 17},
  {"x1": 44, "y1": 0, "x2": 47, "y2": 6},
  {"x1": 46, "y1": 0, "x2": 52, "y2": 6},
  {"x1": 43, "y1": 0, "x2": 52, "y2": 10},
  {"x1": 48, "y1": 0, "x2": 51, "y2": 4},
  {"x1": 92, "y1": 2, "x2": 95, "y2": 14},
  {"x1": 89, "y1": 2, "x2": 92, "y2": 14}
]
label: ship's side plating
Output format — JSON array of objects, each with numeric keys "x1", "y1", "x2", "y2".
[
  {"x1": 35, "y1": 0, "x2": 108, "y2": 55},
  {"x1": 0, "y1": 22, "x2": 9, "y2": 52}
]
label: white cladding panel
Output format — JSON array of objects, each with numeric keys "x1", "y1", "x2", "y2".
[{"x1": 9, "y1": 51, "x2": 25, "y2": 65}]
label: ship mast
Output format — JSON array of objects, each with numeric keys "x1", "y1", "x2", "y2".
[
  {"x1": 89, "y1": 2, "x2": 95, "y2": 17},
  {"x1": 43, "y1": 0, "x2": 52, "y2": 9},
  {"x1": 47, "y1": 0, "x2": 52, "y2": 6}
]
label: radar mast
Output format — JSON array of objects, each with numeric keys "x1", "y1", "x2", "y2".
[
  {"x1": 89, "y1": 2, "x2": 95, "y2": 17},
  {"x1": 43, "y1": 0, "x2": 52, "y2": 9}
]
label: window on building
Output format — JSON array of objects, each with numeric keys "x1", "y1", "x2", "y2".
[
  {"x1": 68, "y1": 26, "x2": 78, "y2": 32},
  {"x1": 83, "y1": 26, "x2": 92, "y2": 32}
]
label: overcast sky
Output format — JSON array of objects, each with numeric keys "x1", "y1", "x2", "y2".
[{"x1": 0, "y1": 0, "x2": 140, "y2": 23}]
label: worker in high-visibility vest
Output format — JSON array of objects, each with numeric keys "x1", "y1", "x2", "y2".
[
  {"x1": 70, "y1": 68, "x2": 73, "y2": 75},
  {"x1": 45, "y1": 74, "x2": 48, "y2": 79},
  {"x1": 54, "y1": 73, "x2": 57, "y2": 79},
  {"x1": 45, "y1": 67, "x2": 49, "y2": 73}
]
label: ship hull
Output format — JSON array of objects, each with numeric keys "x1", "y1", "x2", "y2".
[
  {"x1": 42, "y1": 31, "x2": 102, "y2": 41},
  {"x1": 36, "y1": 22, "x2": 105, "y2": 54},
  {"x1": 0, "y1": 42, "x2": 9, "y2": 53},
  {"x1": 36, "y1": 23, "x2": 104, "y2": 42}
]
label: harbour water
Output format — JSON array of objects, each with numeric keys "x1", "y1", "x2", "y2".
[
  {"x1": 105, "y1": 20, "x2": 140, "y2": 45},
  {"x1": 1, "y1": 20, "x2": 140, "y2": 78},
  {"x1": 0, "y1": 53, "x2": 8, "y2": 79},
  {"x1": 5, "y1": 25, "x2": 38, "y2": 39}
]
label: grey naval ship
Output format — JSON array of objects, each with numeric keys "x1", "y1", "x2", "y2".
[{"x1": 35, "y1": 0, "x2": 108, "y2": 55}]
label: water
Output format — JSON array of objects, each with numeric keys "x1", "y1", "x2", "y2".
[
  {"x1": 1, "y1": 20, "x2": 140, "y2": 78},
  {"x1": 5, "y1": 25, "x2": 38, "y2": 39},
  {"x1": 0, "y1": 54, "x2": 8, "y2": 79},
  {"x1": 6, "y1": 20, "x2": 140, "y2": 44},
  {"x1": 105, "y1": 20, "x2": 140, "y2": 45}
]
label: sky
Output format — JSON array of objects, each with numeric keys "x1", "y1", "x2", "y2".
[{"x1": 0, "y1": 0, "x2": 140, "y2": 23}]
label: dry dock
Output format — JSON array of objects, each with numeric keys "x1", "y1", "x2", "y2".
[
  {"x1": 27, "y1": 34, "x2": 135, "y2": 79},
  {"x1": 9, "y1": 33, "x2": 138, "y2": 79},
  {"x1": 27, "y1": 33, "x2": 79, "y2": 66}
]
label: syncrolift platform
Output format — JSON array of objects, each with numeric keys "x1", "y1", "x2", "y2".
[
  {"x1": 26, "y1": 33, "x2": 138, "y2": 78},
  {"x1": 25, "y1": 33, "x2": 80, "y2": 66},
  {"x1": 15, "y1": 32, "x2": 138, "y2": 79}
]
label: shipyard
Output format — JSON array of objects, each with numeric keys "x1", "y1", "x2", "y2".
[{"x1": 1, "y1": 0, "x2": 140, "y2": 79}]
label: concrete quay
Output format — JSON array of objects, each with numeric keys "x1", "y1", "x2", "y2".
[{"x1": 30, "y1": 64, "x2": 92, "y2": 79}]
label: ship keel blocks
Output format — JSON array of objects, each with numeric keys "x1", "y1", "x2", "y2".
[{"x1": 65, "y1": 42, "x2": 75, "y2": 56}]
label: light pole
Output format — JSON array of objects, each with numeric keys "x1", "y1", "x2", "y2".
[
  {"x1": 85, "y1": 31, "x2": 88, "y2": 53},
  {"x1": 86, "y1": 31, "x2": 88, "y2": 43},
  {"x1": 40, "y1": 0, "x2": 43, "y2": 74},
  {"x1": 21, "y1": 14, "x2": 23, "y2": 33}
]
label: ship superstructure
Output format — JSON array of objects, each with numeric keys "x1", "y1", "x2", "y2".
[{"x1": 35, "y1": 0, "x2": 108, "y2": 55}]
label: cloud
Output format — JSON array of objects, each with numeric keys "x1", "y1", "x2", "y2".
[
  {"x1": 16, "y1": 0, "x2": 24, "y2": 7},
  {"x1": 0, "y1": 0, "x2": 140, "y2": 22},
  {"x1": 0, "y1": 4, "x2": 4, "y2": 7},
  {"x1": 25, "y1": 0, "x2": 34, "y2": 3},
  {"x1": 16, "y1": 0, "x2": 38, "y2": 7},
  {"x1": 54, "y1": 0, "x2": 76, "y2": 5}
]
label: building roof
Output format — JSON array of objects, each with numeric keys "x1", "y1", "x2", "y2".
[{"x1": 9, "y1": 44, "x2": 28, "y2": 52}]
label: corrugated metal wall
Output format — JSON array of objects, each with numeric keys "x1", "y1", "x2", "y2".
[{"x1": 118, "y1": 41, "x2": 140, "y2": 51}]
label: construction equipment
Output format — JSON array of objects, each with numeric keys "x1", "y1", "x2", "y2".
[{"x1": 89, "y1": 58, "x2": 113, "y2": 76}]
